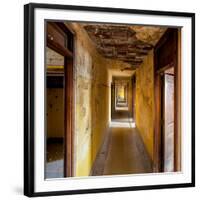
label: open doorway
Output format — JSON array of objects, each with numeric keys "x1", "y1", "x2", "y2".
[
  {"x1": 154, "y1": 28, "x2": 181, "y2": 172},
  {"x1": 46, "y1": 48, "x2": 65, "y2": 178},
  {"x1": 110, "y1": 76, "x2": 134, "y2": 124},
  {"x1": 45, "y1": 22, "x2": 74, "y2": 178}
]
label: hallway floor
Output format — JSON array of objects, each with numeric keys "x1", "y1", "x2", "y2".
[
  {"x1": 103, "y1": 127, "x2": 152, "y2": 175},
  {"x1": 111, "y1": 111, "x2": 134, "y2": 123},
  {"x1": 91, "y1": 120, "x2": 153, "y2": 176}
]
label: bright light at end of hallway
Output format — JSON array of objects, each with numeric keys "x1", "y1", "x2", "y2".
[{"x1": 109, "y1": 121, "x2": 136, "y2": 128}]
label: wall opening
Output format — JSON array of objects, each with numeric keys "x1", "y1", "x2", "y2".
[
  {"x1": 110, "y1": 76, "x2": 134, "y2": 127},
  {"x1": 45, "y1": 48, "x2": 65, "y2": 178},
  {"x1": 45, "y1": 21, "x2": 74, "y2": 178}
]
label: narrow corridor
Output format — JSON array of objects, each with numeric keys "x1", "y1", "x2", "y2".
[{"x1": 45, "y1": 22, "x2": 180, "y2": 178}]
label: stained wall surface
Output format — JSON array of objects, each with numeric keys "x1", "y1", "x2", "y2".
[
  {"x1": 46, "y1": 88, "x2": 64, "y2": 138},
  {"x1": 135, "y1": 50, "x2": 154, "y2": 160},
  {"x1": 69, "y1": 23, "x2": 139, "y2": 176},
  {"x1": 69, "y1": 23, "x2": 110, "y2": 176}
]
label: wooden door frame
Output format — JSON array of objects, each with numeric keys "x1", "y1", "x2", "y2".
[
  {"x1": 111, "y1": 83, "x2": 115, "y2": 119},
  {"x1": 153, "y1": 28, "x2": 181, "y2": 172},
  {"x1": 132, "y1": 75, "x2": 136, "y2": 120},
  {"x1": 46, "y1": 21, "x2": 74, "y2": 177}
]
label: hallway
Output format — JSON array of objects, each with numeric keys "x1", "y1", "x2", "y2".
[{"x1": 45, "y1": 21, "x2": 181, "y2": 178}]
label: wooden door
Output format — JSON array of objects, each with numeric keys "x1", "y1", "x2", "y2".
[{"x1": 163, "y1": 74, "x2": 174, "y2": 172}]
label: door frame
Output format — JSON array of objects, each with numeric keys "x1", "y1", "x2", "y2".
[
  {"x1": 132, "y1": 75, "x2": 136, "y2": 120},
  {"x1": 111, "y1": 83, "x2": 115, "y2": 119},
  {"x1": 153, "y1": 28, "x2": 181, "y2": 172},
  {"x1": 46, "y1": 21, "x2": 74, "y2": 177}
]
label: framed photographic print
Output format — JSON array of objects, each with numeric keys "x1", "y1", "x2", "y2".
[{"x1": 24, "y1": 3, "x2": 195, "y2": 197}]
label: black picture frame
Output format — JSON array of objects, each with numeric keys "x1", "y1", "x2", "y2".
[{"x1": 24, "y1": 3, "x2": 195, "y2": 197}]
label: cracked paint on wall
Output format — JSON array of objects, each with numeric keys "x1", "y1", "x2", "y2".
[{"x1": 135, "y1": 50, "x2": 155, "y2": 160}]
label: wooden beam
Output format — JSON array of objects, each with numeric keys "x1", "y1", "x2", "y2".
[
  {"x1": 47, "y1": 38, "x2": 73, "y2": 58},
  {"x1": 64, "y1": 57, "x2": 74, "y2": 177}
]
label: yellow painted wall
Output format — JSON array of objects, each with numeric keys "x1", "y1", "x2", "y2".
[
  {"x1": 46, "y1": 88, "x2": 64, "y2": 138},
  {"x1": 135, "y1": 50, "x2": 154, "y2": 160},
  {"x1": 69, "y1": 23, "x2": 110, "y2": 176}
]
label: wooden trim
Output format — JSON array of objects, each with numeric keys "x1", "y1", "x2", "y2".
[
  {"x1": 47, "y1": 39, "x2": 73, "y2": 57},
  {"x1": 111, "y1": 83, "x2": 115, "y2": 119},
  {"x1": 64, "y1": 57, "x2": 74, "y2": 177},
  {"x1": 174, "y1": 29, "x2": 182, "y2": 171},
  {"x1": 153, "y1": 72, "x2": 162, "y2": 172},
  {"x1": 47, "y1": 22, "x2": 73, "y2": 57},
  {"x1": 56, "y1": 22, "x2": 74, "y2": 51},
  {"x1": 132, "y1": 75, "x2": 136, "y2": 120},
  {"x1": 156, "y1": 62, "x2": 174, "y2": 74}
]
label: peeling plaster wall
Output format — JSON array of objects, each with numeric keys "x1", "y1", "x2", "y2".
[
  {"x1": 135, "y1": 50, "x2": 154, "y2": 160},
  {"x1": 69, "y1": 23, "x2": 112, "y2": 176}
]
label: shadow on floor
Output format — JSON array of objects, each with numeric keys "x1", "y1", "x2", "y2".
[{"x1": 45, "y1": 140, "x2": 64, "y2": 179}]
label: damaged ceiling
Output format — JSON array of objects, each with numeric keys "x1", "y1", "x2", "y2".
[{"x1": 83, "y1": 24, "x2": 167, "y2": 69}]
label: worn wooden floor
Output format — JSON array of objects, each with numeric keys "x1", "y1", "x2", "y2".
[
  {"x1": 103, "y1": 127, "x2": 152, "y2": 175},
  {"x1": 91, "y1": 124, "x2": 153, "y2": 176}
]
